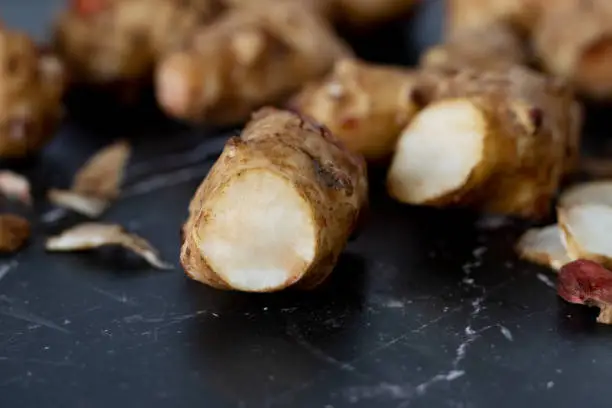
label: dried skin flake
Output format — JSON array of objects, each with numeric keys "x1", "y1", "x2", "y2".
[
  {"x1": 49, "y1": 141, "x2": 131, "y2": 217},
  {"x1": 558, "y1": 259, "x2": 612, "y2": 325},
  {"x1": 46, "y1": 223, "x2": 172, "y2": 269},
  {"x1": 0, "y1": 171, "x2": 31, "y2": 205},
  {"x1": 0, "y1": 214, "x2": 30, "y2": 253}
]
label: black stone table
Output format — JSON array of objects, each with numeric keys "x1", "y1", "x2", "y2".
[{"x1": 1, "y1": 1, "x2": 612, "y2": 407}]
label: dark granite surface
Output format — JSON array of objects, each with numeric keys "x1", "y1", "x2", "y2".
[{"x1": 1, "y1": 1, "x2": 612, "y2": 407}]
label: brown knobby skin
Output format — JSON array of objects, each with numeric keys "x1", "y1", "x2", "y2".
[
  {"x1": 387, "y1": 66, "x2": 580, "y2": 219},
  {"x1": 155, "y1": 1, "x2": 352, "y2": 125},
  {"x1": 446, "y1": 0, "x2": 543, "y2": 38},
  {"x1": 54, "y1": 0, "x2": 227, "y2": 86},
  {"x1": 181, "y1": 108, "x2": 367, "y2": 293},
  {"x1": 421, "y1": 23, "x2": 529, "y2": 71},
  {"x1": 227, "y1": 0, "x2": 336, "y2": 20},
  {"x1": 333, "y1": 0, "x2": 417, "y2": 28},
  {"x1": 0, "y1": 214, "x2": 30, "y2": 253},
  {"x1": 290, "y1": 58, "x2": 420, "y2": 162},
  {"x1": 0, "y1": 27, "x2": 65, "y2": 158},
  {"x1": 533, "y1": 0, "x2": 612, "y2": 100}
]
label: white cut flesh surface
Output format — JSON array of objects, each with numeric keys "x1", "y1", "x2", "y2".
[
  {"x1": 559, "y1": 180, "x2": 612, "y2": 209},
  {"x1": 198, "y1": 170, "x2": 316, "y2": 292},
  {"x1": 516, "y1": 225, "x2": 572, "y2": 271},
  {"x1": 559, "y1": 204, "x2": 612, "y2": 263},
  {"x1": 387, "y1": 99, "x2": 485, "y2": 204}
]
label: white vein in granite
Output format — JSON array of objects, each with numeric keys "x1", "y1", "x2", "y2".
[
  {"x1": 537, "y1": 273, "x2": 556, "y2": 289},
  {"x1": 0, "y1": 261, "x2": 18, "y2": 283},
  {"x1": 405, "y1": 246, "x2": 488, "y2": 402}
]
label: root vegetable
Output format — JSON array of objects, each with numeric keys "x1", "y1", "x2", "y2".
[
  {"x1": 334, "y1": 0, "x2": 417, "y2": 27},
  {"x1": 421, "y1": 23, "x2": 528, "y2": 71},
  {"x1": 0, "y1": 27, "x2": 65, "y2": 158},
  {"x1": 289, "y1": 59, "x2": 420, "y2": 161},
  {"x1": 228, "y1": 0, "x2": 336, "y2": 19},
  {"x1": 49, "y1": 140, "x2": 131, "y2": 217},
  {"x1": 0, "y1": 214, "x2": 30, "y2": 253},
  {"x1": 446, "y1": 0, "x2": 542, "y2": 38},
  {"x1": 387, "y1": 67, "x2": 579, "y2": 218},
  {"x1": 181, "y1": 108, "x2": 367, "y2": 292},
  {"x1": 558, "y1": 204, "x2": 612, "y2": 269},
  {"x1": 533, "y1": 0, "x2": 612, "y2": 100},
  {"x1": 156, "y1": 2, "x2": 352, "y2": 125},
  {"x1": 46, "y1": 222, "x2": 172, "y2": 269},
  {"x1": 559, "y1": 181, "x2": 612, "y2": 209},
  {"x1": 0, "y1": 171, "x2": 31, "y2": 206},
  {"x1": 54, "y1": 0, "x2": 227, "y2": 86},
  {"x1": 516, "y1": 225, "x2": 571, "y2": 271},
  {"x1": 558, "y1": 259, "x2": 612, "y2": 325}
]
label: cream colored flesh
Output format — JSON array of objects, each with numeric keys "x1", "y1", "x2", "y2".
[
  {"x1": 387, "y1": 99, "x2": 485, "y2": 204},
  {"x1": 560, "y1": 180, "x2": 612, "y2": 209},
  {"x1": 198, "y1": 170, "x2": 316, "y2": 292},
  {"x1": 516, "y1": 224, "x2": 571, "y2": 271},
  {"x1": 559, "y1": 204, "x2": 612, "y2": 262}
]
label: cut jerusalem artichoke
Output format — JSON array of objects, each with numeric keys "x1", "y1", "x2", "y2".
[
  {"x1": 46, "y1": 222, "x2": 172, "y2": 269},
  {"x1": 387, "y1": 66, "x2": 581, "y2": 219},
  {"x1": 0, "y1": 26, "x2": 65, "y2": 158},
  {"x1": 515, "y1": 181, "x2": 612, "y2": 271},
  {"x1": 534, "y1": 0, "x2": 612, "y2": 100},
  {"x1": 516, "y1": 225, "x2": 571, "y2": 271},
  {"x1": 180, "y1": 108, "x2": 367, "y2": 293},
  {"x1": 48, "y1": 140, "x2": 131, "y2": 217},
  {"x1": 156, "y1": 2, "x2": 352, "y2": 125},
  {"x1": 559, "y1": 181, "x2": 612, "y2": 209},
  {"x1": 0, "y1": 214, "x2": 30, "y2": 253},
  {"x1": 558, "y1": 204, "x2": 612, "y2": 270},
  {"x1": 290, "y1": 59, "x2": 420, "y2": 161}
]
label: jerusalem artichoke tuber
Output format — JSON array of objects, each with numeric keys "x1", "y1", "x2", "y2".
[
  {"x1": 54, "y1": 0, "x2": 227, "y2": 87},
  {"x1": 446, "y1": 0, "x2": 542, "y2": 38},
  {"x1": 156, "y1": 2, "x2": 352, "y2": 125},
  {"x1": 421, "y1": 23, "x2": 529, "y2": 71},
  {"x1": 334, "y1": 0, "x2": 417, "y2": 27},
  {"x1": 533, "y1": 0, "x2": 612, "y2": 100},
  {"x1": 0, "y1": 214, "x2": 30, "y2": 253},
  {"x1": 290, "y1": 58, "x2": 420, "y2": 161},
  {"x1": 0, "y1": 26, "x2": 65, "y2": 157},
  {"x1": 387, "y1": 66, "x2": 580, "y2": 219},
  {"x1": 181, "y1": 108, "x2": 367, "y2": 292}
]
